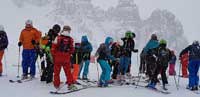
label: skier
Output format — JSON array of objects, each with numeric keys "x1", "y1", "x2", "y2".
[
  {"x1": 142, "y1": 34, "x2": 159, "y2": 81},
  {"x1": 71, "y1": 43, "x2": 82, "y2": 82},
  {"x1": 95, "y1": 37, "x2": 115, "y2": 87},
  {"x1": 51, "y1": 25, "x2": 77, "y2": 90},
  {"x1": 168, "y1": 50, "x2": 176, "y2": 76},
  {"x1": 18, "y1": 20, "x2": 40, "y2": 79},
  {"x1": 146, "y1": 39, "x2": 172, "y2": 90},
  {"x1": 179, "y1": 40, "x2": 200, "y2": 91},
  {"x1": 121, "y1": 31, "x2": 138, "y2": 78},
  {"x1": 0, "y1": 25, "x2": 8, "y2": 76},
  {"x1": 179, "y1": 51, "x2": 189, "y2": 78},
  {"x1": 78, "y1": 35, "x2": 93, "y2": 80},
  {"x1": 139, "y1": 50, "x2": 146, "y2": 74},
  {"x1": 110, "y1": 42, "x2": 121, "y2": 79},
  {"x1": 40, "y1": 24, "x2": 61, "y2": 83}
]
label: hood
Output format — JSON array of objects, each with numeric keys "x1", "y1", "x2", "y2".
[
  {"x1": 81, "y1": 36, "x2": 88, "y2": 43},
  {"x1": 105, "y1": 37, "x2": 113, "y2": 46}
]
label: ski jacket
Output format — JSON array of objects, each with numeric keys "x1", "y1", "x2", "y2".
[
  {"x1": 0, "y1": 31, "x2": 8, "y2": 50},
  {"x1": 143, "y1": 39, "x2": 159, "y2": 54},
  {"x1": 96, "y1": 37, "x2": 115, "y2": 61},
  {"x1": 111, "y1": 42, "x2": 121, "y2": 58},
  {"x1": 51, "y1": 34, "x2": 74, "y2": 64},
  {"x1": 80, "y1": 36, "x2": 92, "y2": 61},
  {"x1": 180, "y1": 44, "x2": 200, "y2": 61},
  {"x1": 19, "y1": 27, "x2": 41, "y2": 49},
  {"x1": 121, "y1": 37, "x2": 137, "y2": 57},
  {"x1": 150, "y1": 46, "x2": 172, "y2": 66}
]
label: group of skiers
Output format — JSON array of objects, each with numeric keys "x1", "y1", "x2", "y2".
[{"x1": 0, "y1": 19, "x2": 199, "y2": 91}]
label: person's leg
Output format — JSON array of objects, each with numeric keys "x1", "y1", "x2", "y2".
[
  {"x1": 194, "y1": 60, "x2": 200, "y2": 88},
  {"x1": 161, "y1": 66, "x2": 168, "y2": 85},
  {"x1": 53, "y1": 63, "x2": 61, "y2": 88},
  {"x1": 63, "y1": 57, "x2": 74, "y2": 85},
  {"x1": 0, "y1": 50, "x2": 4, "y2": 75},
  {"x1": 188, "y1": 60, "x2": 196, "y2": 88},
  {"x1": 22, "y1": 50, "x2": 29, "y2": 77},
  {"x1": 98, "y1": 60, "x2": 108, "y2": 85},
  {"x1": 182, "y1": 61, "x2": 188, "y2": 77},
  {"x1": 78, "y1": 61, "x2": 83, "y2": 78},
  {"x1": 29, "y1": 50, "x2": 36, "y2": 77},
  {"x1": 72, "y1": 64, "x2": 80, "y2": 81},
  {"x1": 83, "y1": 60, "x2": 90, "y2": 79}
]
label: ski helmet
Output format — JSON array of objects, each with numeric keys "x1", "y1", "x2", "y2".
[
  {"x1": 125, "y1": 31, "x2": 134, "y2": 38},
  {"x1": 192, "y1": 40, "x2": 199, "y2": 46},
  {"x1": 159, "y1": 39, "x2": 167, "y2": 45},
  {"x1": 25, "y1": 19, "x2": 33, "y2": 25},
  {"x1": 52, "y1": 24, "x2": 61, "y2": 34},
  {"x1": 151, "y1": 34, "x2": 157, "y2": 40},
  {"x1": 0, "y1": 25, "x2": 4, "y2": 31}
]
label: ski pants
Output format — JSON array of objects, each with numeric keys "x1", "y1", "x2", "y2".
[
  {"x1": 169, "y1": 63, "x2": 176, "y2": 75},
  {"x1": 41, "y1": 53, "x2": 54, "y2": 83},
  {"x1": 151, "y1": 64, "x2": 168, "y2": 85},
  {"x1": 139, "y1": 55, "x2": 146, "y2": 73},
  {"x1": 79, "y1": 60, "x2": 90, "y2": 78},
  {"x1": 22, "y1": 49, "x2": 36, "y2": 76},
  {"x1": 146, "y1": 56, "x2": 157, "y2": 79},
  {"x1": 72, "y1": 64, "x2": 80, "y2": 81},
  {"x1": 98, "y1": 60, "x2": 111, "y2": 82},
  {"x1": 109, "y1": 60, "x2": 119, "y2": 79},
  {"x1": 188, "y1": 59, "x2": 200, "y2": 88},
  {"x1": 119, "y1": 56, "x2": 131, "y2": 75},
  {"x1": 181, "y1": 60, "x2": 188, "y2": 77},
  {"x1": 0, "y1": 50, "x2": 4, "y2": 74},
  {"x1": 53, "y1": 60, "x2": 74, "y2": 87}
]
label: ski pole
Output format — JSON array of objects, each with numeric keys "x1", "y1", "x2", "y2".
[
  {"x1": 177, "y1": 60, "x2": 181, "y2": 89},
  {"x1": 173, "y1": 73, "x2": 179, "y2": 90},
  {"x1": 135, "y1": 52, "x2": 142, "y2": 88},
  {"x1": 17, "y1": 47, "x2": 21, "y2": 78},
  {"x1": 3, "y1": 48, "x2": 8, "y2": 76},
  {"x1": 95, "y1": 58, "x2": 100, "y2": 81}
]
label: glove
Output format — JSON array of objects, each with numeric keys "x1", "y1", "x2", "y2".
[
  {"x1": 31, "y1": 40, "x2": 36, "y2": 45},
  {"x1": 18, "y1": 42, "x2": 22, "y2": 47}
]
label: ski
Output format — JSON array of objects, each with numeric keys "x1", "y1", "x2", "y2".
[
  {"x1": 193, "y1": 91, "x2": 200, "y2": 94},
  {"x1": 50, "y1": 85, "x2": 94, "y2": 94},
  {"x1": 9, "y1": 79, "x2": 22, "y2": 83},
  {"x1": 134, "y1": 84, "x2": 171, "y2": 94},
  {"x1": 9, "y1": 78, "x2": 35, "y2": 83}
]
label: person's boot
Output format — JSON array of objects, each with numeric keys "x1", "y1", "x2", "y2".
[
  {"x1": 163, "y1": 84, "x2": 168, "y2": 90},
  {"x1": 82, "y1": 75, "x2": 88, "y2": 80},
  {"x1": 68, "y1": 84, "x2": 78, "y2": 91}
]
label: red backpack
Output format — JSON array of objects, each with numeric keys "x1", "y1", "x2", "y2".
[{"x1": 56, "y1": 35, "x2": 73, "y2": 53}]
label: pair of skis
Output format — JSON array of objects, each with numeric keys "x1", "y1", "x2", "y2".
[
  {"x1": 9, "y1": 77, "x2": 35, "y2": 83},
  {"x1": 50, "y1": 83, "x2": 96, "y2": 94}
]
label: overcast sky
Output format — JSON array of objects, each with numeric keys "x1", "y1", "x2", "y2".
[{"x1": 92, "y1": 0, "x2": 200, "y2": 43}]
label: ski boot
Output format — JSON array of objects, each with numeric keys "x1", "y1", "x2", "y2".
[
  {"x1": 68, "y1": 84, "x2": 78, "y2": 91},
  {"x1": 162, "y1": 84, "x2": 168, "y2": 90},
  {"x1": 146, "y1": 82, "x2": 156, "y2": 89},
  {"x1": 82, "y1": 75, "x2": 88, "y2": 80},
  {"x1": 21, "y1": 74, "x2": 28, "y2": 80}
]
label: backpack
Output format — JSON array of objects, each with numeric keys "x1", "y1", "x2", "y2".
[
  {"x1": 190, "y1": 45, "x2": 200, "y2": 58},
  {"x1": 57, "y1": 35, "x2": 72, "y2": 52},
  {"x1": 157, "y1": 47, "x2": 171, "y2": 65},
  {"x1": 0, "y1": 31, "x2": 8, "y2": 50}
]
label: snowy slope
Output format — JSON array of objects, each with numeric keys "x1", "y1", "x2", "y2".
[{"x1": 0, "y1": 0, "x2": 199, "y2": 97}]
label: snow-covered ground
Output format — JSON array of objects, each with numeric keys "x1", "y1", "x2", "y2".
[{"x1": 0, "y1": 55, "x2": 199, "y2": 97}]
